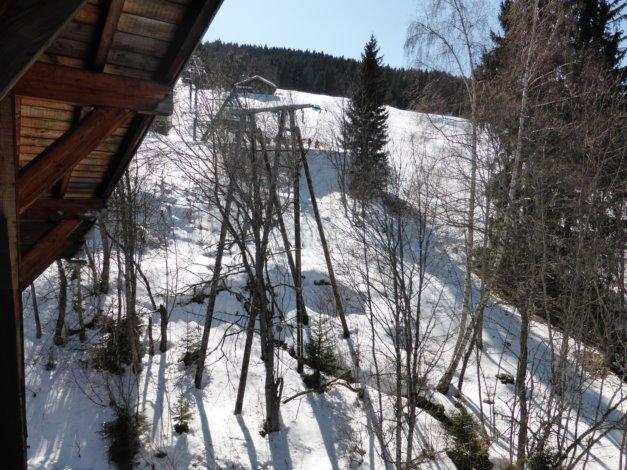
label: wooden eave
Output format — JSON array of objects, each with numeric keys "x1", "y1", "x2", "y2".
[{"x1": 1, "y1": 0, "x2": 224, "y2": 289}]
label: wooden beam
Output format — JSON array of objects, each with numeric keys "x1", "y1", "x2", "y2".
[
  {"x1": 99, "y1": 0, "x2": 223, "y2": 199},
  {"x1": 14, "y1": 63, "x2": 173, "y2": 116},
  {"x1": 18, "y1": 107, "x2": 131, "y2": 213},
  {"x1": 0, "y1": 0, "x2": 88, "y2": 101},
  {"x1": 19, "y1": 219, "x2": 82, "y2": 290},
  {"x1": 22, "y1": 198, "x2": 105, "y2": 221},
  {"x1": 0, "y1": 94, "x2": 27, "y2": 469},
  {"x1": 158, "y1": 0, "x2": 225, "y2": 83},
  {"x1": 57, "y1": 0, "x2": 124, "y2": 199},
  {"x1": 93, "y1": 0, "x2": 125, "y2": 70},
  {"x1": 98, "y1": 114, "x2": 153, "y2": 198}
]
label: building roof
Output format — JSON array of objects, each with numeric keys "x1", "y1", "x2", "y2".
[
  {"x1": 1, "y1": 0, "x2": 224, "y2": 289},
  {"x1": 235, "y1": 75, "x2": 278, "y2": 90}
]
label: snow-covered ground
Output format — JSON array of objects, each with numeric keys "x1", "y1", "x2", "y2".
[{"x1": 24, "y1": 85, "x2": 626, "y2": 469}]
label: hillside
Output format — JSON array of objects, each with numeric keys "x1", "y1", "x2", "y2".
[
  {"x1": 194, "y1": 41, "x2": 466, "y2": 115},
  {"x1": 23, "y1": 85, "x2": 627, "y2": 469}
]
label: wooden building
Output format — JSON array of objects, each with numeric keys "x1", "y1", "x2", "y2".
[
  {"x1": 235, "y1": 75, "x2": 278, "y2": 95},
  {"x1": 0, "y1": 1, "x2": 224, "y2": 467}
]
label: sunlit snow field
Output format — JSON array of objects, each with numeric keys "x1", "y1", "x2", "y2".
[{"x1": 24, "y1": 85, "x2": 626, "y2": 469}]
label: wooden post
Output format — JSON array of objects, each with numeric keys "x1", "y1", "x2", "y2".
[
  {"x1": 259, "y1": 112, "x2": 307, "y2": 372},
  {"x1": 288, "y1": 112, "x2": 305, "y2": 372},
  {"x1": 0, "y1": 93, "x2": 27, "y2": 468},
  {"x1": 290, "y1": 112, "x2": 350, "y2": 338}
]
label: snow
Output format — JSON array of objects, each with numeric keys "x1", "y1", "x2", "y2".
[{"x1": 23, "y1": 84, "x2": 626, "y2": 469}]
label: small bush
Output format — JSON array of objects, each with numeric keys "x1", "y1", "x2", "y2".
[
  {"x1": 444, "y1": 408, "x2": 493, "y2": 470},
  {"x1": 573, "y1": 349, "x2": 608, "y2": 380},
  {"x1": 180, "y1": 347, "x2": 201, "y2": 367},
  {"x1": 93, "y1": 317, "x2": 145, "y2": 374},
  {"x1": 152, "y1": 115, "x2": 172, "y2": 136},
  {"x1": 303, "y1": 370, "x2": 322, "y2": 390},
  {"x1": 304, "y1": 316, "x2": 339, "y2": 376},
  {"x1": 102, "y1": 409, "x2": 145, "y2": 470},
  {"x1": 527, "y1": 445, "x2": 561, "y2": 470},
  {"x1": 497, "y1": 372, "x2": 515, "y2": 385},
  {"x1": 45, "y1": 347, "x2": 56, "y2": 371},
  {"x1": 173, "y1": 392, "x2": 193, "y2": 434}
]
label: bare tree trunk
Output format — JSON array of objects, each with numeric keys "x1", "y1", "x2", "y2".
[
  {"x1": 158, "y1": 304, "x2": 168, "y2": 353},
  {"x1": 393, "y1": 272, "x2": 403, "y2": 468},
  {"x1": 516, "y1": 295, "x2": 531, "y2": 465},
  {"x1": 120, "y1": 171, "x2": 142, "y2": 374},
  {"x1": 295, "y1": 120, "x2": 350, "y2": 338},
  {"x1": 116, "y1": 247, "x2": 123, "y2": 323},
  {"x1": 261, "y1": 131, "x2": 307, "y2": 373},
  {"x1": 71, "y1": 260, "x2": 86, "y2": 342},
  {"x1": 194, "y1": 188, "x2": 233, "y2": 388},
  {"x1": 30, "y1": 283, "x2": 42, "y2": 339},
  {"x1": 148, "y1": 316, "x2": 154, "y2": 356},
  {"x1": 234, "y1": 301, "x2": 257, "y2": 415},
  {"x1": 99, "y1": 216, "x2": 111, "y2": 294},
  {"x1": 437, "y1": 122, "x2": 479, "y2": 394},
  {"x1": 54, "y1": 260, "x2": 67, "y2": 346},
  {"x1": 84, "y1": 243, "x2": 99, "y2": 293}
]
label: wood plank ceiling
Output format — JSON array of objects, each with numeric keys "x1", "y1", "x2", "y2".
[{"x1": 5, "y1": 0, "x2": 224, "y2": 289}]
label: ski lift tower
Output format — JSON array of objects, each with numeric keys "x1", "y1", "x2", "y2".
[{"x1": 230, "y1": 102, "x2": 350, "y2": 340}]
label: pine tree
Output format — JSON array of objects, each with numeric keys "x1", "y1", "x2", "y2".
[
  {"x1": 341, "y1": 35, "x2": 390, "y2": 199},
  {"x1": 303, "y1": 316, "x2": 339, "y2": 389},
  {"x1": 571, "y1": 0, "x2": 626, "y2": 77}
]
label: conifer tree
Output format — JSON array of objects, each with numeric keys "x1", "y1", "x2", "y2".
[
  {"x1": 303, "y1": 316, "x2": 339, "y2": 389},
  {"x1": 342, "y1": 35, "x2": 390, "y2": 199},
  {"x1": 305, "y1": 316, "x2": 339, "y2": 376},
  {"x1": 571, "y1": 0, "x2": 626, "y2": 77}
]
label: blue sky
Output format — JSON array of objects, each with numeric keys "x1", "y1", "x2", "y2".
[
  {"x1": 203, "y1": 0, "x2": 421, "y2": 69},
  {"x1": 204, "y1": 1, "x2": 626, "y2": 69}
]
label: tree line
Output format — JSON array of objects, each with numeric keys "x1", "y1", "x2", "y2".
[{"x1": 193, "y1": 40, "x2": 467, "y2": 115}]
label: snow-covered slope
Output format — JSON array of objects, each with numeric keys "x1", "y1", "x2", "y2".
[{"x1": 23, "y1": 86, "x2": 626, "y2": 469}]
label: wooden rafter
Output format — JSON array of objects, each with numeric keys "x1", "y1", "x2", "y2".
[
  {"x1": 158, "y1": 0, "x2": 225, "y2": 83},
  {"x1": 93, "y1": 0, "x2": 125, "y2": 70},
  {"x1": 57, "y1": 0, "x2": 125, "y2": 198},
  {"x1": 99, "y1": 0, "x2": 224, "y2": 199},
  {"x1": 14, "y1": 63, "x2": 173, "y2": 116},
  {"x1": 19, "y1": 218, "x2": 83, "y2": 290},
  {"x1": 22, "y1": 198, "x2": 105, "y2": 221},
  {"x1": 0, "y1": 0, "x2": 88, "y2": 101},
  {"x1": 18, "y1": 107, "x2": 132, "y2": 213}
]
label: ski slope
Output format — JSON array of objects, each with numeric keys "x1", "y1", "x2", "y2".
[{"x1": 23, "y1": 85, "x2": 626, "y2": 469}]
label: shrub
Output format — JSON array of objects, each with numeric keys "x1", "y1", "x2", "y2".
[
  {"x1": 102, "y1": 409, "x2": 145, "y2": 470},
  {"x1": 303, "y1": 369, "x2": 322, "y2": 390},
  {"x1": 152, "y1": 116, "x2": 172, "y2": 136},
  {"x1": 93, "y1": 317, "x2": 145, "y2": 374},
  {"x1": 180, "y1": 347, "x2": 201, "y2": 367},
  {"x1": 444, "y1": 408, "x2": 493, "y2": 470},
  {"x1": 497, "y1": 372, "x2": 515, "y2": 385},
  {"x1": 45, "y1": 347, "x2": 56, "y2": 371},
  {"x1": 527, "y1": 445, "x2": 561, "y2": 470},
  {"x1": 173, "y1": 392, "x2": 193, "y2": 434},
  {"x1": 305, "y1": 316, "x2": 339, "y2": 376}
]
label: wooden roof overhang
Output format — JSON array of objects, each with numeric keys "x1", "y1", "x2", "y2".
[
  {"x1": 1, "y1": 0, "x2": 223, "y2": 290},
  {"x1": 0, "y1": 1, "x2": 223, "y2": 467}
]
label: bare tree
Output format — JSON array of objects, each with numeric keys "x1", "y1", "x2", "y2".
[
  {"x1": 30, "y1": 283, "x2": 42, "y2": 339},
  {"x1": 406, "y1": 0, "x2": 492, "y2": 395},
  {"x1": 53, "y1": 260, "x2": 68, "y2": 346}
]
